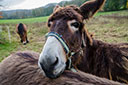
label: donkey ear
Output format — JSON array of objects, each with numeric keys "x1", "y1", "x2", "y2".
[
  {"x1": 80, "y1": 0, "x2": 105, "y2": 19},
  {"x1": 53, "y1": 5, "x2": 61, "y2": 12}
]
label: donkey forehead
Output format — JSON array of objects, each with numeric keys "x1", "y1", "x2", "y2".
[{"x1": 49, "y1": 7, "x2": 83, "y2": 22}]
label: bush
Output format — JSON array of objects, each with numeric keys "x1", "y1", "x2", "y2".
[{"x1": 104, "y1": 0, "x2": 127, "y2": 11}]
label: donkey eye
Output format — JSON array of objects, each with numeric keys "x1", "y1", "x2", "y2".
[{"x1": 71, "y1": 22, "x2": 80, "y2": 28}]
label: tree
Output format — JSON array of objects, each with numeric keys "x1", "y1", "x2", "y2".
[{"x1": 104, "y1": 0, "x2": 127, "y2": 11}]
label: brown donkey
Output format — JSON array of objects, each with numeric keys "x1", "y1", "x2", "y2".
[
  {"x1": 16, "y1": 23, "x2": 29, "y2": 45},
  {"x1": 0, "y1": 51, "x2": 122, "y2": 85},
  {"x1": 38, "y1": 0, "x2": 128, "y2": 83}
]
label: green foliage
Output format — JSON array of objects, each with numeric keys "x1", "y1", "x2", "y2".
[
  {"x1": 59, "y1": 0, "x2": 87, "y2": 6},
  {"x1": 104, "y1": 0, "x2": 127, "y2": 11}
]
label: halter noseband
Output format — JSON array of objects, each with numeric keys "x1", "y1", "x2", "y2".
[
  {"x1": 45, "y1": 32, "x2": 70, "y2": 54},
  {"x1": 45, "y1": 32, "x2": 77, "y2": 72}
]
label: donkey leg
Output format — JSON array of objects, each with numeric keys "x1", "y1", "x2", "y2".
[
  {"x1": 23, "y1": 42, "x2": 26, "y2": 45},
  {"x1": 20, "y1": 35, "x2": 23, "y2": 43},
  {"x1": 26, "y1": 37, "x2": 29, "y2": 43},
  {"x1": 21, "y1": 40, "x2": 23, "y2": 43},
  {"x1": 23, "y1": 40, "x2": 27, "y2": 45}
]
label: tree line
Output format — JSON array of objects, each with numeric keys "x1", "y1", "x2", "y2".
[{"x1": 1, "y1": 0, "x2": 128, "y2": 19}]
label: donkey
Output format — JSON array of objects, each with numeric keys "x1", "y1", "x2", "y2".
[
  {"x1": 0, "y1": 51, "x2": 122, "y2": 85},
  {"x1": 38, "y1": 0, "x2": 128, "y2": 83},
  {"x1": 16, "y1": 23, "x2": 29, "y2": 45}
]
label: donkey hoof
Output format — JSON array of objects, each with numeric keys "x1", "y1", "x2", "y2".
[
  {"x1": 23, "y1": 43, "x2": 26, "y2": 45},
  {"x1": 21, "y1": 40, "x2": 23, "y2": 43},
  {"x1": 27, "y1": 41, "x2": 29, "y2": 43}
]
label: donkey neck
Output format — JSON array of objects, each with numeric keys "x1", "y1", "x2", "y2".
[{"x1": 75, "y1": 39, "x2": 98, "y2": 73}]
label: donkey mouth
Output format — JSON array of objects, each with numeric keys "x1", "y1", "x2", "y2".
[
  {"x1": 39, "y1": 61, "x2": 66, "y2": 79},
  {"x1": 42, "y1": 67, "x2": 65, "y2": 79},
  {"x1": 45, "y1": 69, "x2": 65, "y2": 79}
]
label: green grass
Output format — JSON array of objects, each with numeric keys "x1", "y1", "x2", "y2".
[
  {"x1": 95, "y1": 10, "x2": 128, "y2": 16},
  {"x1": 0, "y1": 41, "x2": 18, "y2": 62},
  {"x1": 0, "y1": 22, "x2": 48, "y2": 61},
  {"x1": 86, "y1": 10, "x2": 128, "y2": 43},
  {"x1": 0, "y1": 10, "x2": 128, "y2": 62},
  {"x1": 0, "y1": 16, "x2": 49, "y2": 24}
]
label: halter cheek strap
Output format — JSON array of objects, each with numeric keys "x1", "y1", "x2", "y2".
[
  {"x1": 45, "y1": 32, "x2": 77, "y2": 72},
  {"x1": 45, "y1": 32, "x2": 69, "y2": 54}
]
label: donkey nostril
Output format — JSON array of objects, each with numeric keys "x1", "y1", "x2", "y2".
[
  {"x1": 52, "y1": 57, "x2": 58, "y2": 66},
  {"x1": 39, "y1": 56, "x2": 59, "y2": 71},
  {"x1": 39, "y1": 62, "x2": 44, "y2": 70}
]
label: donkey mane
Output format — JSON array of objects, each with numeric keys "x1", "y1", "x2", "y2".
[
  {"x1": 0, "y1": 51, "x2": 122, "y2": 85},
  {"x1": 18, "y1": 23, "x2": 24, "y2": 36}
]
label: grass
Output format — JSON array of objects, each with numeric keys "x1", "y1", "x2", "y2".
[
  {"x1": 0, "y1": 16, "x2": 49, "y2": 24},
  {"x1": 86, "y1": 10, "x2": 128, "y2": 43},
  {"x1": 0, "y1": 10, "x2": 128, "y2": 62},
  {"x1": 0, "y1": 22, "x2": 48, "y2": 61},
  {"x1": 95, "y1": 10, "x2": 128, "y2": 16},
  {"x1": 0, "y1": 41, "x2": 18, "y2": 62}
]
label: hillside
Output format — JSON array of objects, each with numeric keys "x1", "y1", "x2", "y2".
[{"x1": 1, "y1": 0, "x2": 127, "y2": 19}]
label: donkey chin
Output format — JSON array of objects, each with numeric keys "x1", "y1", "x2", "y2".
[{"x1": 38, "y1": 36, "x2": 67, "y2": 78}]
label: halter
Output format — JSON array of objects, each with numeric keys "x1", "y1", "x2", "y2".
[
  {"x1": 45, "y1": 32, "x2": 77, "y2": 72},
  {"x1": 45, "y1": 32, "x2": 70, "y2": 54}
]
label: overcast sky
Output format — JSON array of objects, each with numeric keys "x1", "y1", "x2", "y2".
[{"x1": 0, "y1": 0, "x2": 69, "y2": 11}]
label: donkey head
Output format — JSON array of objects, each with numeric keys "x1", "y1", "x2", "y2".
[{"x1": 38, "y1": 0, "x2": 105, "y2": 78}]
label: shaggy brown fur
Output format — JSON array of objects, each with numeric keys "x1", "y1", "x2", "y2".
[
  {"x1": 0, "y1": 51, "x2": 122, "y2": 85},
  {"x1": 46, "y1": 0, "x2": 128, "y2": 83},
  {"x1": 16, "y1": 23, "x2": 29, "y2": 45},
  {"x1": 76, "y1": 40, "x2": 128, "y2": 83}
]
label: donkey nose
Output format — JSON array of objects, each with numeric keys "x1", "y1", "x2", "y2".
[{"x1": 39, "y1": 56, "x2": 59, "y2": 70}]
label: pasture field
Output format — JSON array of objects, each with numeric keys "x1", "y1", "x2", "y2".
[
  {"x1": 0, "y1": 10, "x2": 128, "y2": 62},
  {"x1": 0, "y1": 16, "x2": 49, "y2": 24}
]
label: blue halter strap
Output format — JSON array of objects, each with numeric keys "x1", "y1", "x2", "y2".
[{"x1": 45, "y1": 32, "x2": 70, "y2": 54}]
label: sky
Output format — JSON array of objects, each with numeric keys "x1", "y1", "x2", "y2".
[{"x1": 0, "y1": 0, "x2": 69, "y2": 11}]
